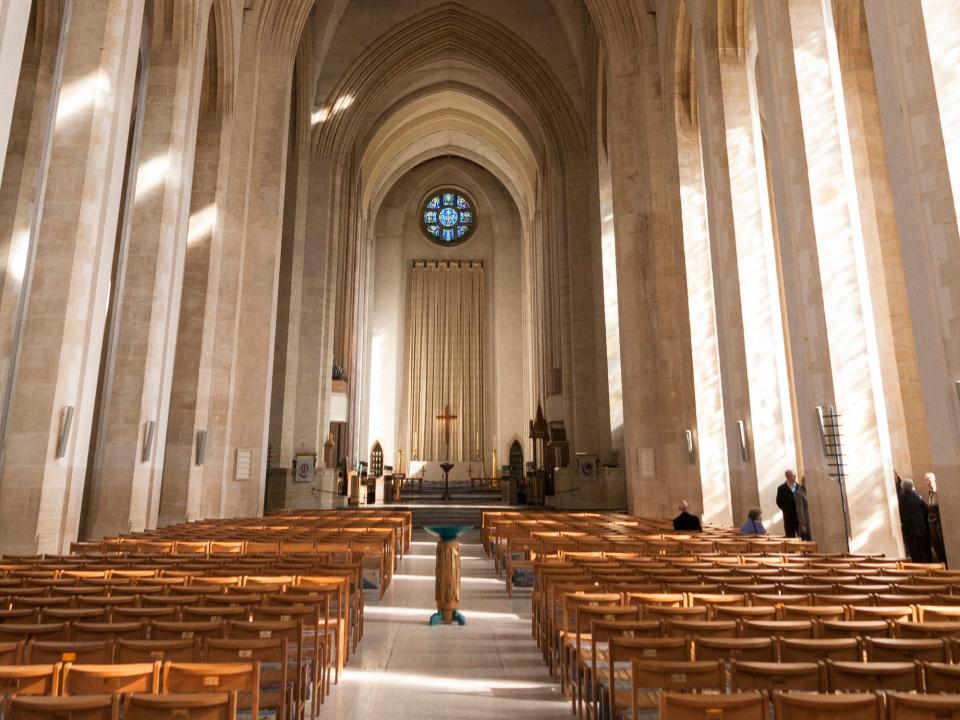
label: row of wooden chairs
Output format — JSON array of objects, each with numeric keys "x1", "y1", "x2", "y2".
[
  {"x1": 575, "y1": 631, "x2": 960, "y2": 708},
  {"x1": 485, "y1": 512, "x2": 954, "y2": 720},
  {"x1": 656, "y1": 690, "x2": 960, "y2": 720},
  {"x1": 612, "y1": 661, "x2": 960, "y2": 720},
  {"x1": 0, "y1": 619, "x2": 333, "y2": 716},
  {"x1": 0, "y1": 662, "x2": 263, "y2": 714},
  {"x1": 3, "y1": 692, "x2": 241, "y2": 720}
]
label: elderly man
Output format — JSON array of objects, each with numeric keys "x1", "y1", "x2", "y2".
[
  {"x1": 898, "y1": 477, "x2": 932, "y2": 563},
  {"x1": 672, "y1": 501, "x2": 702, "y2": 532},
  {"x1": 776, "y1": 469, "x2": 810, "y2": 540}
]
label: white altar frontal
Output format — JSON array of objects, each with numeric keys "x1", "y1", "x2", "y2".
[{"x1": 408, "y1": 460, "x2": 485, "y2": 482}]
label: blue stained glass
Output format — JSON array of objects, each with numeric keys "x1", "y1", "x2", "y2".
[
  {"x1": 422, "y1": 190, "x2": 475, "y2": 244},
  {"x1": 438, "y1": 207, "x2": 459, "y2": 227}
]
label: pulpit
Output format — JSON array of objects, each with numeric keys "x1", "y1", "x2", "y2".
[{"x1": 424, "y1": 525, "x2": 472, "y2": 625}]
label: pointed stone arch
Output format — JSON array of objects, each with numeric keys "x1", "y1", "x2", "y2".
[
  {"x1": 370, "y1": 441, "x2": 384, "y2": 478},
  {"x1": 509, "y1": 439, "x2": 525, "y2": 479}
]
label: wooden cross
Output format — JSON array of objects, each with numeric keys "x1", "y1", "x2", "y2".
[{"x1": 435, "y1": 405, "x2": 458, "y2": 455}]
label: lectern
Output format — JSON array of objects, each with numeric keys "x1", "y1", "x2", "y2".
[{"x1": 424, "y1": 525, "x2": 472, "y2": 625}]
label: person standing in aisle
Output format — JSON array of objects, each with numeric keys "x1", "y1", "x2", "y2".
[{"x1": 776, "y1": 469, "x2": 811, "y2": 540}]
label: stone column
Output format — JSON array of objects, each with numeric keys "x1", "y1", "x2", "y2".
[
  {"x1": 603, "y1": 22, "x2": 702, "y2": 519},
  {"x1": 0, "y1": 3, "x2": 64, "y2": 434},
  {"x1": 689, "y1": 0, "x2": 796, "y2": 528},
  {"x1": 0, "y1": 0, "x2": 144, "y2": 554},
  {"x1": 864, "y1": 0, "x2": 960, "y2": 563},
  {"x1": 675, "y1": 121, "x2": 732, "y2": 527},
  {"x1": 754, "y1": 0, "x2": 900, "y2": 555},
  {"x1": 201, "y1": 2, "x2": 312, "y2": 519},
  {"x1": 0, "y1": 0, "x2": 31, "y2": 180},
  {"x1": 85, "y1": 1, "x2": 208, "y2": 539}
]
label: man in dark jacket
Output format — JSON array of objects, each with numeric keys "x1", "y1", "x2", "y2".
[
  {"x1": 776, "y1": 469, "x2": 811, "y2": 540},
  {"x1": 897, "y1": 477, "x2": 932, "y2": 563},
  {"x1": 672, "y1": 501, "x2": 702, "y2": 532}
]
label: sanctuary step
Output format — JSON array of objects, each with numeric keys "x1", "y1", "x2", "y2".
[{"x1": 377, "y1": 503, "x2": 525, "y2": 529}]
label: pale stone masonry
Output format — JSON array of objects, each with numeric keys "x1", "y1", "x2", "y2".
[{"x1": 0, "y1": 0, "x2": 956, "y2": 563}]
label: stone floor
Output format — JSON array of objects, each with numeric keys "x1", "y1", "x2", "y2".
[{"x1": 322, "y1": 530, "x2": 568, "y2": 719}]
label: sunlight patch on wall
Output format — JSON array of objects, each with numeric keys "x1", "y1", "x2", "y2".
[
  {"x1": 56, "y1": 71, "x2": 111, "y2": 128},
  {"x1": 311, "y1": 94, "x2": 354, "y2": 125},
  {"x1": 135, "y1": 153, "x2": 170, "y2": 202},
  {"x1": 187, "y1": 204, "x2": 217, "y2": 246},
  {"x1": 598, "y1": 159, "x2": 623, "y2": 450}
]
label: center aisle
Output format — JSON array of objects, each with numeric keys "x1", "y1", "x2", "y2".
[{"x1": 325, "y1": 529, "x2": 567, "y2": 719}]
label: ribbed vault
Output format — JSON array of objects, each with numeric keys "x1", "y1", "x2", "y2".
[
  {"x1": 360, "y1": 89, "x2": 539, "y2": 225},
  {"x1": 311, "y1": 2, "x2": 583, "y2": 161}
]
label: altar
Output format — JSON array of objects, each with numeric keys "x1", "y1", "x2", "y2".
[{"x1": 408, "y1": 460, "x2": 485, "y2": 483}]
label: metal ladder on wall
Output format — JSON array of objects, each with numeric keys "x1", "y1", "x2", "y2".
[{"x1": 817, "y1": 405, "x2": 852, "y2": 553}]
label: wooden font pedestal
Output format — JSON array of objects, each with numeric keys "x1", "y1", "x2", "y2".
[{"x1": 424, "y1": 525, "x2": 471, "y2": 626}]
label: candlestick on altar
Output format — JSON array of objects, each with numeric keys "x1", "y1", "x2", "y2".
[{"x1": 491, "y1": 450, "x2": 498, "y2": 478}]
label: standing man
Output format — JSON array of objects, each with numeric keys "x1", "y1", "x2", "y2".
[
  {"x1": 897, "y1": 477, "x2": 932, "y2": 563},
  {"x1": 924, "y1": 473, "x2": 947, "y2": 566},
  {"x1": 776, "y1": 469, "x2": 811, "y2": 540}
]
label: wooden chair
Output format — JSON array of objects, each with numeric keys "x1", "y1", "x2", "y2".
[
  {"x1": 26, "y1": 641, "x2": 112, "y2": 665},
  {"x1": 60, "y1": 663, "x2": 159, "y2": 695},
  {"x1": 922, "y1": 661, "x2": 960, "y2": 693},
  {"x1": 125, "y1": 692, "x2": 238, "y2": 720},
  {"x1": 863, "y1": 637, "x2": 947, "y2": 663},
  {"x1": 163, "y1": 662, "x2": 259, "y2": 719},
  {"x1": 771, "y1": 691, "x2": 883, "y2": 720},
  {"x1": 818, "y1": 620, "x2": 890, "y2": 639},
  {"x1": 824, "y1": 660, "x2": 920, "y2": 692},
  {"x1": 715, "y1": 606, "x2": 778, "y2": 622},
  {"x1": 7, "y1": 694, "x2": 119, "y2": 720},
  {"x1": 776, "y1": 637, "x2": 860, "y2": 663},
  {"x1": 112, "y1": 606, "x2": 179, "y2": 623},
  {"x1": 0, "y1": 664, "x2": 62, "y2": 703},
  {"x1": 730, "y1": 661, "x2": 822, "y2": 692},
  {"x1": 693, "y1": 637, "x2": 774, "y2": 663},
  {"x1": 568, "y1": 605, "x2": 640, "y2": 717},
  {"x1": 205, "y1": 639, "x2": 289, "y2": 720},
  {"x1": 72, "y1": 622, "x2": 146, "y2": 642},
  {"x1": 150, "y1": 621, "x2": 223, "y2": 641},
  {"x1": 665, "y1": 619, "x2": 737, "y2": 639},
  {"x1": 115, "y1": 639, "x2": 199, "y2": 663},
  {"x1": 848, "y1": 605, "x2": 912, "y2": 622},
  {"x1": 40, "y1": 609, "x2": 108, "y2": 625},
  {"x1": 581, "y1": 618, "x2": 657, "y2": 720},
  {"x1": 630, "y1": 660, "x2": 725, "y2": 718},
  {"x1": 658, "y1": 690, "x2": 766, "y2": 720},
  {"x1": 557, "y1": 592, "x2": 620, "y2": 691},
  {"x1": 886, "y1": 692, "x2": 960, "y2": 720},
  {"x1": 741, "y1": 620, "x2": 814, "y2": 639},
  {"x1": 647, "y1": 606, "x2": 708, "y2": 623},
  {"x1": 894, "y1": 621, "x2": 960, "y2": 640},
  {"x1": 229, "y1": 620, "x2": 310, "y2": 712},
  {"x1": 917, "y1": 605, "x2": 960, "y2": 623},
  {"x1": 181, "y1": 606, "x2": 249, "y2": 624},
  {"x1": 0, "y1": 640, "x2": 23, "y2": 664},
  {"x1": 0, "y1": 623, "x2": 69, "y2": 644},
  {"x1": 782, "y1": 605, "x2": 844, "y2": 622}
]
